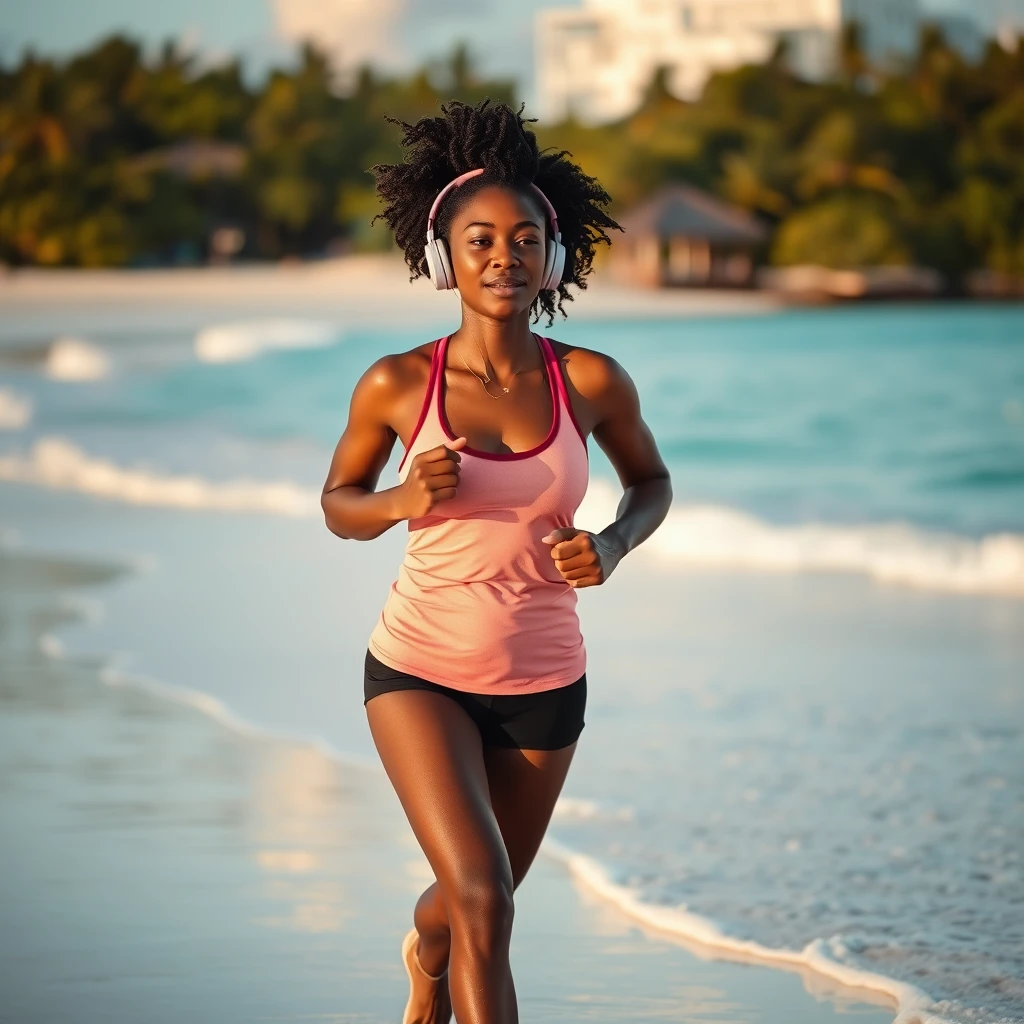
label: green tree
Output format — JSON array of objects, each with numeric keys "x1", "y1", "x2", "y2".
[{"x1": 773, "y1": 194, "x2": 910, "y2": 267}]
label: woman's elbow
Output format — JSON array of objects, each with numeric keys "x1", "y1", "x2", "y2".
[
  {"x1": 323, "y1": 516, "x2": 353, "y2": 540},
  {"x1": 321, "y1": 504, "x2": 382, "y2": 542},
  {"x1": 321, "y1": 493, "x2": 355, "y2": 540}
]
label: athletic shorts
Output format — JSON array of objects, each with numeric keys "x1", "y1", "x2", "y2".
[{"x1": 363, "y1": 649, "x2": 586, "y2": 751}]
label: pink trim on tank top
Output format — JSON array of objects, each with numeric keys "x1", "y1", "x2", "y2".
[
  {"x1": 397, "y1": 333, "x2": 587, "y2": 469},
  {"x1": 397, "y1": 339, "x2": 443, "y2": 473},
  {"x1": 437, "y1": 334, "x2": 561, "y2": 461},
  {"x1": 548, "y1": 339, "x2": 588, "y2": 450}
]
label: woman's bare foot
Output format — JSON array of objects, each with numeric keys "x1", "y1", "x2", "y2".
[{"x1": 401, "y1": 928, "x2": 453, "y2": 1024}]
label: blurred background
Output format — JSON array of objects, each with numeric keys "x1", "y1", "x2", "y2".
[
  {"x1": 1, "y1": 0, "x2": 1023, "y2": 295},
  {"x1": 1, "y1": 3, "x2": 1023, "y2": 1024}
]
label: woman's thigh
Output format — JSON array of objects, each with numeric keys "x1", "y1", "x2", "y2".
[
  {"x1": 484, "y1": 743, "x2": 577, "y2": 888},
  {"x1": 365, "y1": 689, "x2": 513, "y2": 897}
]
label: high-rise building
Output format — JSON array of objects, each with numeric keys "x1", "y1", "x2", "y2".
[{"x1": 536, "y1": 0, "x2": 922, "y2": 123}]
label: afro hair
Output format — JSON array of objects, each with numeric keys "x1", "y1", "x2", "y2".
[{"x1": 371, "y1": 99, "x2": 620, "y2": 324}]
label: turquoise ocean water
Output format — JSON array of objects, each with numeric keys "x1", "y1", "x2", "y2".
[{"x1": 1, "y1": 302, "x2": 1022, "y2": 1022}]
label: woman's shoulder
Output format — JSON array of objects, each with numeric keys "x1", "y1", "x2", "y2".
[
  {"x1": 347, "y1": 339, "x2": 440, "y2": 432},
  {"x1": 546, "y1": 337, "x2": 634, "y2": 404},
  {"x1": 355, "y1": 339, "x2": 437, "y2": 399}
]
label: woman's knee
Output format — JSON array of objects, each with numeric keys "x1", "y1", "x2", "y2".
[{"x1": 444, "y1": 861, "x2": 515, "y2": 940}]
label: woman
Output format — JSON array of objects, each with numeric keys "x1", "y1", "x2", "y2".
[{"x1": 321, "y1": 100, "x2": 671, "y2": 1024}]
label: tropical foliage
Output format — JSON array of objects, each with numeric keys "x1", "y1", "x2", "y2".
[
  {"x1": 1, "y1": 28, "x2": 1021, "y2": 286},
  {"x1": 536, "y1": 27, "x2": 1024, "y2": 284},
  {"x1": 0, "y1": 38, "x2": 512, "y2": 267}
]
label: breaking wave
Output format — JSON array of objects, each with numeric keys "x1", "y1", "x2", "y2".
[
  {"x1": 0, "y1": 387, "x2": 32, "y2": 429},
  {"x1": 2, "y1": 441, "x2": 1022, "y2": 597},
  {"x1": 193, "y1": 319, "x2": 339, "y2": 363},
  {"x1": 578, "y1": 479, "x2": 1024, "y2": 597},
  {"x1": 0, "y1": 437, "x2": 318, "y2": 516},
  {"x1": 45, "y1": 336, "x2": 111, "y2": 381}
]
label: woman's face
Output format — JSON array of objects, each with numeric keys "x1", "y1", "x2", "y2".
[{"x1": 445, "y1": 185, "x2": 549, "y2": 320}]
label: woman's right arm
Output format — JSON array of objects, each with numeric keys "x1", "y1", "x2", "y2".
[{"x1": 321, "y1": 357, "x2": 464, "y2": 541}]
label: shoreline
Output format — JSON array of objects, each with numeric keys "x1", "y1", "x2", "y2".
[
  {"x1": 2, "y1": 259, "x2": 1020, "y2": 315},
  {"x1": 97, "y1": 635, "x2": 922, "y2": 1019},
  {"x1": 0, "y1": 533, "x2": 913, "y2": 1024},
  {"x1": 94, "y1": 640, "x2": 940, "y2": 1024},
  {"x1": 0, "y1": 255, "x2": 780, "y2": 322}
]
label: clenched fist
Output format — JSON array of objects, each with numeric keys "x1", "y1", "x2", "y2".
[
  {"x1": 541, "y1": 527, "x2": 622, "y2": 589},
  {"x1": 396, "y1": 437, "x2": 466, "y2": 519}
]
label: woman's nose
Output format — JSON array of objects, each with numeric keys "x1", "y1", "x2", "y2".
[{"x1": 491, "y1": 243, "x2": 520, "y2": 267}]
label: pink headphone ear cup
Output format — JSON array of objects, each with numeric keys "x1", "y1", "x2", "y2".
[
  {"x1": 437, "y1": 241, "x2": 455, "y2": 290},
  {"x1": 424, "y1": 242, "x2": 441, "y2": 289},
  {"x1": 542, "y1": 240, "x2": 567, "y2": 291},
  {"x1": 425, "y1": 239, "x2": 455, "y2": 291},
  {"x1": 541, "y1": 240, "x2": 556, "y2": 291}
]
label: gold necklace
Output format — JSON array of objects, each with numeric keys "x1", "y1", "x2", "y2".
[{"x1": 456, "y1": 341, "x2": 526, "y2": 399}]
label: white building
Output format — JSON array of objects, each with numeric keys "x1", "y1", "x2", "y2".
[{"x1": 536, "y1": 0, "x2": 922, "y2": 123}]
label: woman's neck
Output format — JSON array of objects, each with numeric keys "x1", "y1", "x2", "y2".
[{"x1": 450, "y1": 308, "x2": 540, "y2": 378}]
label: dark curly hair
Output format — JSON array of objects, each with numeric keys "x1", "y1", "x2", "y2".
[{"x1": 371, "y1": 99, "x2": 621, "y2": 325}]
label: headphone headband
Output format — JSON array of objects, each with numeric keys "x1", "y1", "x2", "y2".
[{"x1": 425, "y1": 168, "x2": 561, "y2": 242}]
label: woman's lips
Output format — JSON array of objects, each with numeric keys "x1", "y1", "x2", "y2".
[{"x1": 485, "y1": 278, "x2": 526, "y2": 296}]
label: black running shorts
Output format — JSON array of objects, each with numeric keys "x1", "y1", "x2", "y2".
[{"x1": 363, "y1": 649, "x2": 586, "y2": 751}]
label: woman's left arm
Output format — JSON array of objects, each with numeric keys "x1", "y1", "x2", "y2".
[{"x1": 543, "y1": 352, "x2": 672, "y2": 588}]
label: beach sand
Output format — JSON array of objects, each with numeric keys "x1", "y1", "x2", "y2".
[
  {"x1": 0, "y1": 255, "x2": 778, "y2": 340},
  {"x1": 0, "y1": 542, "x2": 897, "y2": 1023}
]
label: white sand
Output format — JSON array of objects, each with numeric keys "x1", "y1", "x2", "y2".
[{"x1": 0, "y1": 255, "x2": 779, "y2": 325}]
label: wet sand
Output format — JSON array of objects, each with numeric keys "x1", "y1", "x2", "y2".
[{"x1": 0, "y1": 543, "x2": 896, "y2": 1023}]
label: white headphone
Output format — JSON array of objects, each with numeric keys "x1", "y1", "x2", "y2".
[{"x1": 423, "y1": 168, "x2": 567, "y2": 293}]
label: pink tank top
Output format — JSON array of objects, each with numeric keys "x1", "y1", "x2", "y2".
[{"x1": 368, "y1": 333, "x2": 589, "y2": 695}]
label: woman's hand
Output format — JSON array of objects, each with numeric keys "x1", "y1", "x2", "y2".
[
  {"x1": 541, "y1": 527, "x2": 624, "y2": 589},
  {"x1": 394, "y1": 437, "x2": 467, "y2": 519}
]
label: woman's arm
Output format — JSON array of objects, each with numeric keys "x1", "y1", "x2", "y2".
[
  {"x1": 591, "y1": 357, "x2": 673, "y2": 560},
  {"x1": 321, "y1": 356, "x2": 465, "y2": 541},
  {"x1": 543, "y1": 351, "x2": 672, "y2": 587}
]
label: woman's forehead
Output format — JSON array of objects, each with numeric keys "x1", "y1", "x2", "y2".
[{"x1": 451, "y1": 185, "x2": 545, "y2": 228}]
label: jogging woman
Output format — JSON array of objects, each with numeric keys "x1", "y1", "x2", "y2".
[{"x1": 321, "y1": 99, "x2": 672, "y2": 1024}]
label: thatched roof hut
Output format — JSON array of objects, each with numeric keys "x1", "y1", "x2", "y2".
[{"x1": 611, "y1": 184, "x2": 768, "y2": 288}]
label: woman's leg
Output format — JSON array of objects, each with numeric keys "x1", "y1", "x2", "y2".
[
  {"x1": 409, "y1": 744, "x2": 577, "y2": 1002},
  {"x1": 366, "y1": 689, "x2": 518, "y2": 1024},
  {"x1": 484, "y1": 742, "x2": 578, "y2": 883}
]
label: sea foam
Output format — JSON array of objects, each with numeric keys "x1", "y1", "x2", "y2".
[
  {"x1": 45, "y1": 337, "x2": 111, "y2": 381},
  {"x1": 540, "y1": 837, "x2": 953, "y2": 1024},
  {"x1": 578, "y1": 479, "x2": 1024, "y2": 597},
  {"x1": 0, "y1": 387, "x2": 32, "y2": 429},
  {"x1": 194, "y1": 319, "x2": 339, "y2": 363},
  {"x1": 2, "y1": 440, "x2": 1022, "y2": 598},
  {"x1": 0, "y1": 437, "x2": 319, "y2": 516}
]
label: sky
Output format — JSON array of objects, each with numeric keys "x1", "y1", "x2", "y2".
[
  {"x1": 1, "y1": 0, "x2": 1021, "y2": 102},
  {"x1": 0, "y1": 0, "x2": 551, "y2": 84}
]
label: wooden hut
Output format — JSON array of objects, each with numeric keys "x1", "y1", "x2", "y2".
[{"x1": 611, "y1": 184, "x2": 767, "y2": 288}]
